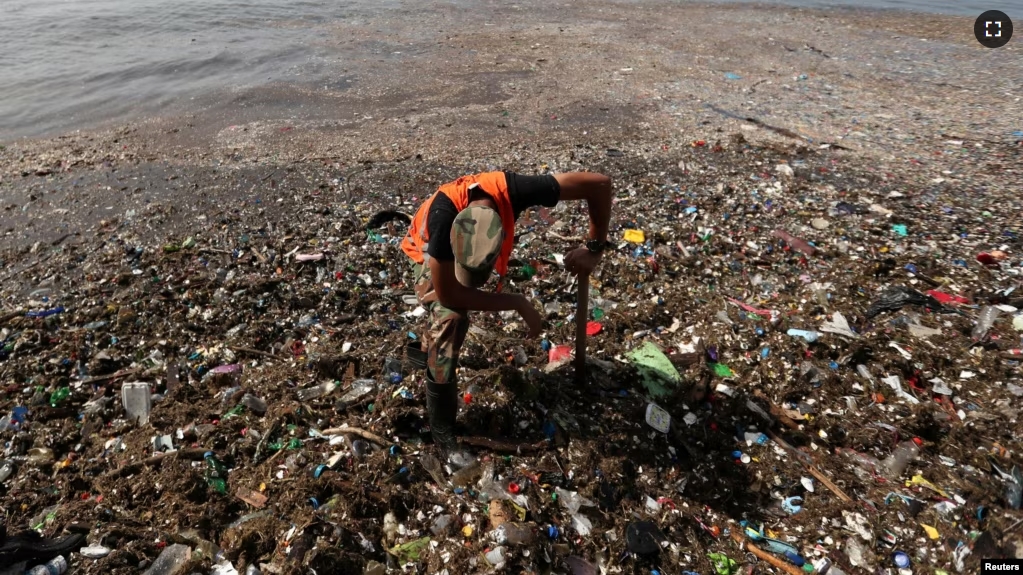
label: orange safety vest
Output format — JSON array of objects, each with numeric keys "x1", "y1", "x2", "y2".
[{"x1": 401, "y1": 171, "x2": 516, "y2": 278}]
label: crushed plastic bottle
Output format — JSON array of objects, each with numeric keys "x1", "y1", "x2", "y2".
[
  {"x1": 296, "y1": 380, "x2": 338, "y2": 401},
  {"x1": 240, "y1": 394, "x2": 267, "y2": 415},
  {"x1": 837, "y1": 448, "x2": 883, "y2": 480},
  {"x1": 27, "y1": 555, "x2": 67, "y2": 575},
  {"x1": 143, "y1": 543, "x2": 191, "y2": 575},
  {"x1": 336, "y1": 379, "x2": 376, "y2": 407},
  {"x1": 883, "y1": 439, "x2": 921, "y2": 478},
  {"x1": 972, "y1": 305, "x2": 1001, "y2": 341}
]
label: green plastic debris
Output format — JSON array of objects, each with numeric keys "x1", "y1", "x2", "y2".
[
  {"x1": 709, "y1": 363, "x2": 734, "y2": 378},
  {"x1": 181, "y1": 237, "x2": 196, "y2": 249},
  {"x1": 49, "y1": 387, "x2": 70, "y2": 407},
  {"x1": 626, "y1": 341, "x2": 681, "y2": 398},
  {"x1": 286, "y1": 438, "x2": 302, "y2": 450},
  {"x1": 521, "y1": 264, "x2": 536, "y2": 279},
  {"x1": 389, "y1": 536, "x2": 431, "y2": 563},
  {"x1": 892, "y1": 224, "x2": 908, "y2": 236},
  {"x1": 592, "y1": 308, "x2": 605, "y2": 320},
  {"x1": 707, "y1": 553, "x2": 739, "y2": 575},
  {"x1": 163, "y1": 243, "x2": 181, "y2": 253}
]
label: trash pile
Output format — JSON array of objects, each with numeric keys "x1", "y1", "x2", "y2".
[{"x1": 1, "y1": 136, "x2": 1022, "y2": 575}]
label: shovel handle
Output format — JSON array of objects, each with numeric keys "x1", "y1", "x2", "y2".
[{"x1": 575, "y1": 273, "x2": 589, "y2": 383}]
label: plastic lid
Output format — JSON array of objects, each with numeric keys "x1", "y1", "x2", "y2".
[
  {"x1": 893, "y1": 551, "x2": 910, "y2": 568},
  {"x1": 203, "y1": 451, "x2": 214, "y2": 458},
  {"x1": 912, "y1": 437, "x2": 923, "y2": 446}
]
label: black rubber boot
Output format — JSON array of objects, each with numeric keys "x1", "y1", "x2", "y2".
[
  {"x1": 0, "y1": 526, "x2": 86, "y2": 567},
  {"x1": 425, "y1": 373, "x2": 459, "y2": 453},
  {"x1": 425, "y1": 372, "x2": 474, "y2": 469}
]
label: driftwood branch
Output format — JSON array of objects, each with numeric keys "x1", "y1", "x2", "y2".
[
  {"x1": 102, "y1": 448, "x2": 207, "y2": 479},
  {"x1": 321, "y1": 426, "x2": 393, "y2": 446},
  {"x1": 458, "y1": 436, "x2": 548, "y2": 454}
]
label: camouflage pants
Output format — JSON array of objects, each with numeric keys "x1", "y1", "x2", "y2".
[{"x1": 411, "y1": 261, "x2": 469, "y2": 384}]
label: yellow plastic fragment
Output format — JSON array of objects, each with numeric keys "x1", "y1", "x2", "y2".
[{"x1": 624, "y1": 229, "x2": 645, "y2": 244}]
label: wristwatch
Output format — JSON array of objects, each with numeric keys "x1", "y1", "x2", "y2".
[{"x1": 585, "y1": 238, "x2": 613, "y2": 254}]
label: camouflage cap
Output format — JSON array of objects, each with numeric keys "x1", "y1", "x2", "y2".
[{"x1": 450, "y1": 205, "x2": 504, "y2": 288}]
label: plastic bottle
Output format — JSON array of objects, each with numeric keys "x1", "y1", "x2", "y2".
[
  {"x1": 204, "y1": 451, "x2": 228, "y2": 493},
  {"x1": 49, "y1": 387, "x2": 70, "y2": 407},
  {"x1": 337, "y1": 379, "x2": 375, "y2": 407},
  {"x1": 143, "y1": 543, "x2": 191, "y2": 575},
  {"x1": 837, "y1": 448, "x2": 883, "y2": 480},
  {"x1": 296, "y1": 380, "x2": 338, "y2": 401},
  {"x1": 0, "y1": 460, "x2": 15, "y2": 482},
  {"x1": 491, "y1": 522, "x2": 536, "y2": 545},
  {"x1": 27, "y1": 555, "x2": 67, "y2": 575},
  {"x1": 240, "y1": 394, "x2": 267, "y2": 415},
  {"x1": 972, "y1": 306, "x2": 1001, "y2": 340},
  {"x1": 883, "y1": 440, "x2": 921, "y2": 478}
]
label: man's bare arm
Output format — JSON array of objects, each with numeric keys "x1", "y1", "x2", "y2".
[{"x1": 554, "y1": 172, "x2": 613, "y2": 242}]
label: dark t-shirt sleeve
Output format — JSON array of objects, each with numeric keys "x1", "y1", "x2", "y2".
[
  {"x1": 425, "y1": 192, "x2": 458, "y2": 261},
  {"x1": 505, "y1": 171, "x2": 561, "y2": 219}
]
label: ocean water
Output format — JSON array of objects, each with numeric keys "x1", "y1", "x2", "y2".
[{"x1": 0, "y1": 0, "x2": 1013, "y2": 141}]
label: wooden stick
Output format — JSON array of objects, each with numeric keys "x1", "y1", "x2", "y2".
[
  {"x1": 762, "y1": 428, "x2": 851, "y2": 502},
  {"x1": 730, "y1": 531, "x2": 806, "y2": 575},
  {"x1": 230, "y1": 346, "x2": 280, "y2": 361},
  {"x1": 78, "y1": 367, "x2": 142, "y2": 387},
  {"x1": 320, "y1": 426, "x2": 393, "y2": 446},
  {"x1": 102, "y1": 448, "x2": 207, "y2": 479},
  {"x1": 458, "y1": 436, "x2": 548, "y2": 454},
  {"x1": 753, "y1": 390, "x2": 802, "y2": 430},
  {"x1": 807, "y1": 465, "x2": 852, "y2": 502},
  {"x1": 575, "y1": 273, "x2": 589, "y2": 384}
]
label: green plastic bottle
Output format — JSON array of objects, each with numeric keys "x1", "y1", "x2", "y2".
[
  {"x1": 49, "y1": 387, "x2": 70, "y2": 407},
  {"x1": 204, "y1": 451, "x2": 228, "y2": 494}
]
